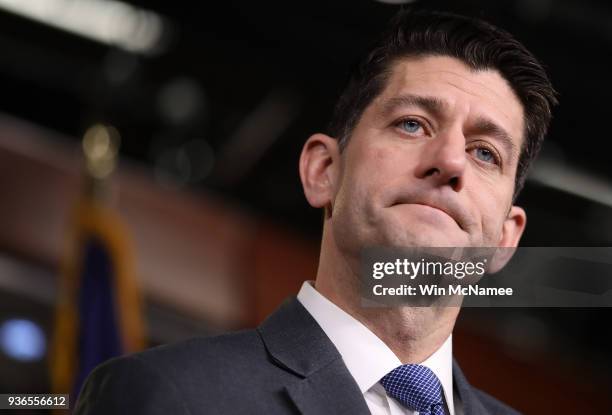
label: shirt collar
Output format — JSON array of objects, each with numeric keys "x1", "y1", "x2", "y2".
[{"x1": 297, "y1": 280, "x2": 454, "y2": 415}]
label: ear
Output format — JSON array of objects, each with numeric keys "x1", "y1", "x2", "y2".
[
  {"x1": 489, "y1": 206, "x2": 527, "y2": 273},
  {"x1": 299, "y1": 133, "x2": 341, "y2": 211}
]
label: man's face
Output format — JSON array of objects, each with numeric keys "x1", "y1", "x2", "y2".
[{"x1": 329, "y1": 55, "x2": 525, "y2": 252}]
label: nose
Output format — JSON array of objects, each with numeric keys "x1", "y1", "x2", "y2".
[{"x1": 414, "y1": 128, "x2": 466, "y2": 192}]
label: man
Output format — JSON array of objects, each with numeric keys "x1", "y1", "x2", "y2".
[{"x1": 75, "y1": 9, "x2": 556, "y2": 415}]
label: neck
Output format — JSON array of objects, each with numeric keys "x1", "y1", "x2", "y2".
[{"x1": 315, "y1": 232, "x2": 459, "y2": 364}]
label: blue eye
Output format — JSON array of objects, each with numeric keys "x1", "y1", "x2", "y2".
[
  {"x1": 400, "y1": 119, "x2": 423, "y2": 134},
  {"x1": 475, "y1": 147, "x2": 496, "y2": 163}
]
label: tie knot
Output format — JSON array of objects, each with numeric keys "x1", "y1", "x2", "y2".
[{"x1": 380, "y1": 364, "x2": 445, "y2": 414}]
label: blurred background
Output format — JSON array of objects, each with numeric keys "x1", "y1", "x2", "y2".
[{"x1": 0, "y1": 0, "x2": 610, "y2": 413}]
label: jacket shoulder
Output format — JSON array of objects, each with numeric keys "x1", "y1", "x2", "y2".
[
  {"x1": 472, "y1": 387, "x2": 522, "y2": 415},
  {"x1": 134, "y1": 329, "x2": 265, "y2": 371},
  {"x1": 453, "y1": 360, "x2": 522, "y2": 415},
  {"x1": 74, "y1": 349, "x2": 191, "y2": 415},
  {"x1": 75, "y1": 329, "x2": 283, "y2": 415}
]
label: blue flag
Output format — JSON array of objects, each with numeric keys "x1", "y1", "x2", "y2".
[{"x1": 51, "y1": 198, "x2": 145, "y2": 405}]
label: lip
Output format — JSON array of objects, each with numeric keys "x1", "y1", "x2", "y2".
[
  {"x1": 414, "y1": 202, "x2": 453, "y2": 219},
  {"x1": 391, "y1": 200, "x2": 464, "y2": 231}
]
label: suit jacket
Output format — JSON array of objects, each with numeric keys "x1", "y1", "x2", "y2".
[{"x1": 75, "y1": 297, "x2": 520, "y2": 415}]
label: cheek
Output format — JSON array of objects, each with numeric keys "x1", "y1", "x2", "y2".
[
  {"x1": 365, "y1": 141, "x2": 415, "y2": 180},
  {"x1": 333, "y1": 144, "x2": 397, "y2": 223},
  {"x1": 475, "y1": 189, "x2": 511, "y2": 243},
  {"x1": 346, "y1": 143, "x2": 394, "y2": 189}
]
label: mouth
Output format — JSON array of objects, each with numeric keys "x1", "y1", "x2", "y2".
[{"x1": 391, "y1": 200, "x2": 464, "y2": 231}]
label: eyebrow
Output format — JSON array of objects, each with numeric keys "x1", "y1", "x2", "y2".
[
  {"x1": 380, "y1": 94, "x2": 448, "y2": 119},
  {"x1": 380, "y1": 93, "x2": 519, "y2": 161}
]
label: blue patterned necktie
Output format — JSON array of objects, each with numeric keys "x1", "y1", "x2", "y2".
[{"x1": 380, "y1": 364, "x2": 446, "y2": 415}]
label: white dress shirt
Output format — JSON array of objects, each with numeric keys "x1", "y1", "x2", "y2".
[{"x1": 297, "y1": 280, "x2": 457, "y2": 415}]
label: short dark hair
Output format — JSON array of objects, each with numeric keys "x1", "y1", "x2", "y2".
[{"x1": 327, "y1": 9, "x2": 558, "y2": 199}]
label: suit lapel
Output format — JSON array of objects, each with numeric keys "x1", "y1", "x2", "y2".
[
  {"x1": 257, "y1": 298, "x2": 371, "y2": 415},
  {"x1": 284, "y1": 359, "x2": 371, "y2": 415},
  {"x1": 453, "y1": 360, "x2": 490, "y2": 415}
]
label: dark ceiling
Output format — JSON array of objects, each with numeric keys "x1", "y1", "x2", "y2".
[{"x1": 0, "y1": 0, "x2": 611, "y2": 242}]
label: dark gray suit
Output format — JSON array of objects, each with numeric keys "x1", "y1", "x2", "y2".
[{"x1": 75, "y1": 298, "x2": 520, "y2": 414}]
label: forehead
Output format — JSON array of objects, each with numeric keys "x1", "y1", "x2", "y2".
[{"x1": 372, "y1": 55, "x2": 525, "y2": 146}]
